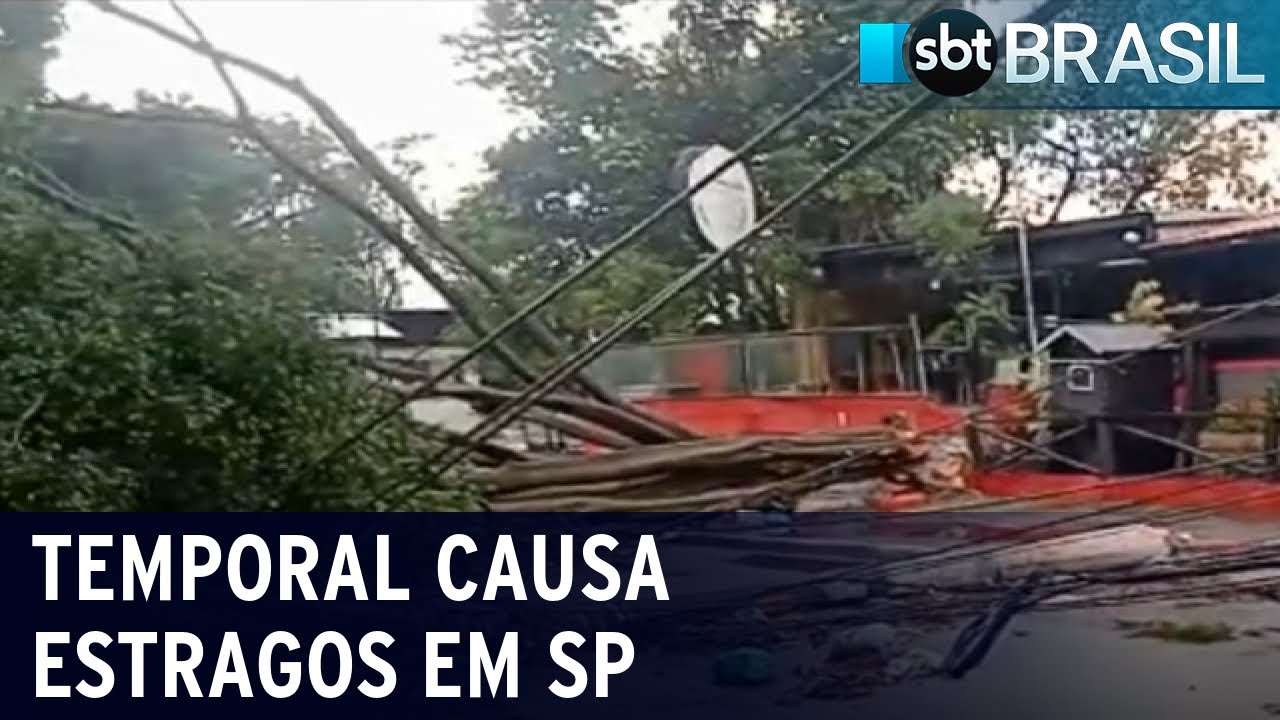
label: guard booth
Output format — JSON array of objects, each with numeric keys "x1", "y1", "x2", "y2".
[{"x1": 1041, "y1": 323, "x2": 1179, "y2": 475}]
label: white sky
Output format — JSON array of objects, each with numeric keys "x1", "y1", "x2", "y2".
[
  {"x1": 47, "y1": 0, "x2": 671, "y2": 307},
  {"x1": 50, "y1": 1, "x2": 525, "y2": 211}
]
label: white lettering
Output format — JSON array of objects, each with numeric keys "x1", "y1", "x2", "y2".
[
  {"x1": 32, "y1": 535, "x2": 70, "y2": 600},
  {"x1": 376, "y1": 535, "x2": 409, "y2": 600},
  {"x1": 123, "y1": 535, "x2": 171, "y2": 601},
  {"x1": 425, "y1": 632, "x2": 461, "y2": 698},
  {"x1": 1209, "y1": 22, "x2": 1220, "y2": 83},
  {"x1": 1105, "y1": 23, "x2": 1158, "y2": 84},
  {"x1": 308, "y1": 631, "x2": 352, "y2": 699},
  {"x1": 75, "y1": 631, "x2": 115, "y2": 698},
  {"x1": 1226, "y1": 22, "x2": 1264, "y2": 83},
  {"x1": 181, "y1": 535, "x2": 221, "y2": 601},
  {"x1": 594, "y1": 632, "x2": 635, "y2": 697},
  {"x1": 358, "y1": 632, "x2": 397, "y2": 698},
  {"x1": 209, "y1": 632, "x2": 253, "y2": 698},
  {"x1": 1054, "y1": 23, "x2": 1099, "y2": 83},
  {"x1": 227, "y1": 535, "x2": 271, "y2": 601},
  {"x1": 78, "y1": 534, "x2": 113, "y2": 600},
  {"x1": 35, "y1": 631, "x2": 70, "y2": 697},
  {"x1": 1159, "y1": 23, "x2": 1204, "y2": 84},
  {"x1": 914, "y1": 37, "x2": 938, "y2": 71},
  {"x1": 533, "y1": 535, "x2": 572, "y2": 601},
  {"x1": 470, "y1": 632, "x2": 518, "y2": 698},
  {"x1": 939, "y1": 22, "x2": 972, "y2": 71},
  {"x1": 626, "y1": 535, "x2": 669, "y2": 600},
  {"x1": 548, "y1": 631, "x2": 588, "y2": 698},
  {"x1": 438, "y1": 535, "x2": 478, "y2": 601},
  {"x1": 280, "y1": 535, "x2": 319, "y2": 601},
  {"x1": 324, "y1": 535, "x2": 368, "y2": 601},
  {"x1": 259, "y1": 631, "x2": 302, "y2": 698},
  {"x1": 972, "y1": 28, "x2": 993, "y2": 71},
  {"x1": 483, "y1": 535, "x2": 526, "y2": 601},
  {"x1": 1007, "y1": 24, "x2": 1049, "y2": 83},
  {"x1": 583, "y1": 535, "x2": 620, "y2": 601},
  {"x1": 163, "y1": 632, "x2": 204, "y2": 697},
  {"x1": 118, "y1": 632, "x2": 157, "y2": 697}
]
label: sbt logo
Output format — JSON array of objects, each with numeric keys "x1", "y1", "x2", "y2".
[
  {"x1": 860, "y1": 9, "x2": 998, "y2": 96},
  {"x1": 860, "y1": 9, "x2": 1266, "y2": 97}
]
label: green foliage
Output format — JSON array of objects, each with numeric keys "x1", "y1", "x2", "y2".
[
  {"x1": 986, "y1": 110, "x2": 1279, "y2": 223},
  {"x1": 1110, "y1": 279, "x2": 1197, "y2": 326},
  {"x1": 0, "y1": 1, "x2": 64, "y2": 107},
  {"x1": 0, "y1": 7, "x2": 474, "y2": 510},
  {"x1": 29, "y1": 94, "x2": 388, "y2": 309},
  {"x1": 901, "y1": 193, "x2": 990, "y2": 282},
  {"x1": 446, "y1": 0, "x2": 978, "y2": 339},
  {"x1": 0, "y1": 185, "x2": 475, "y2": 511},
  {"x1": 924, "y1": 285, "x2": 1016, "y2": 357}
]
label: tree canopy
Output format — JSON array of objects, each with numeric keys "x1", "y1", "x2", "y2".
[
  {"x1": 0, "y1": 1, "x2": 475, "y2": 511},
  {"x1": 446, "y1": 0, "x2": 1278, "y2": 340}
]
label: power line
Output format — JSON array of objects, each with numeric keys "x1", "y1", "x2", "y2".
[
  {"x1": 651, "y1": 283, "x2": 1280, "y2": 537},
  {"x1": 288, "y1": 2, "x2": 941, "y2": 486},
  {"x1": 395, "y1": 0, "x2": 1080, "y2": 500},
  {"x1": 312, "y1": 0, "x2": 1077, "y2": 500},
  {"x1": 655, "y1": 445, "x2": 1280, "y2": 621}
]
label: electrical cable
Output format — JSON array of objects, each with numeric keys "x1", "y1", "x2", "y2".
[
  {"x1": 402, "y1": 0, "x2": 1082, "y2": 497},
  {"x1": 322, "y1": 0, "x2": 1076, "y2": 505},
  {"x1": 943, "y1": 574, "x2": 1052, "y2": 678},
  {"x1": 404, "y1": 98, "x2": 946, "y2": 495},
  {"x1": 643, "y1": 287, "x2": 1280, "y2": 540},
  {"x1": 696, "y1": 539, "x2": 1280, "y2": 647},
  {"x1": 650, "y1": 444, "x2": 1280, "y2": 623},
  {"x1": 288, "y1": 0, "x2": 948, "y2": 485}
]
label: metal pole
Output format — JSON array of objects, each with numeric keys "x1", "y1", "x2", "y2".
[
  {"x1": 1008, "y1": 125, "x2": 1039, "y2": 352},
  {"x1": 909, "y1": 313, "x2": 930, "y2": 396}
]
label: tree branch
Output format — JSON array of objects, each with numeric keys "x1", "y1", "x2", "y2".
[
  {"x1": 91, "y1": 0, "x2": 623, "y2": 406},
  {"x1": 94, "y1": 0, "x2": 682, "y2": 440},
  {"x1": 1047, "y1": 134, "x2": 1081, "y2": 224},
  {"x1": 161, "y1": 0, "x2": 545, "y2": 389},
  {"x1": 978, "y1": 133, "x2": 1010, "y2": 221},
  {"x1": 2, "y1": 153, "x2": 145, "y2": 252},
  {"x1": 36, "y1": 95, "x2": 239, "y2": 130}
]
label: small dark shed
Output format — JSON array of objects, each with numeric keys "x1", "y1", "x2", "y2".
[{"x1": 1040, "y1": 323, "x2": 1178, "y2": 474}]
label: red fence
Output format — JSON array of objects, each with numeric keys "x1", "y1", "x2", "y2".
[{"x1": 636, "y1": 393, "x2": 960, "y2": 436}]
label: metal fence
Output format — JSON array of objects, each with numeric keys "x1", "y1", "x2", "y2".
[{"x1": 587, "y1": 325, "x2": 925, "y2": 398}]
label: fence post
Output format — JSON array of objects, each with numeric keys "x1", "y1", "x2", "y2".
[
  {"x1": 1266, "y1": 414, "x2": 1279, "y2": 473},
  {"x1": 909, "y1": 313, "x2": 929, "y2": 396},
  {"x1": 964, "y1": 421, "x2": 986, "y2": 471}
]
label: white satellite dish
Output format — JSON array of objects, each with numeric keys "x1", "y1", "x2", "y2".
[{"x1": 678, "y1": 144, "x2": 757, "y2": 250}]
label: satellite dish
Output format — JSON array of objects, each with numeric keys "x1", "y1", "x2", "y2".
[{"x1": 676, "y1": 144, "x2": 757, "y2": 250}]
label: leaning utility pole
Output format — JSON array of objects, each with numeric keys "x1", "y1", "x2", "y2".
[{"x1": 1008, "y1": 125, "x2": 1039, "y2": 351}]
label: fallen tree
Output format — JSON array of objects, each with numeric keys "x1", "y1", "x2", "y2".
[{"x1": 481, "y1": 426, "x2": 971, "y2": 512}]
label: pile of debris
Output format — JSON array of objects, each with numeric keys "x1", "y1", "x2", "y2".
[
  {"x1": 361, "y1": 359, "x2": 973, "y2": 510},
  {"x1": 481, "y1": 423, "x2": 971, "y2": 511}
]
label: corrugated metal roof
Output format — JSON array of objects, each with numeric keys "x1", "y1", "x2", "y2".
[
  {"x1": 1151, "y1": 210, "x2": 1280, "y2": 249},
  {"x1": 1038, "y1": 323, "x2": 1169, "y2": 355},
  {"x1": 313, "y1": 314, "x2": 405, "y2": 341}
]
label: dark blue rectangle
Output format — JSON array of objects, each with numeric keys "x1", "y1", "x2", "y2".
[{"x1": 3, "y1": 512, "x2": 1276, "y2": 720}]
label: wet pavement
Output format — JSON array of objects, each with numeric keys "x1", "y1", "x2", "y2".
[{"x1": 641, "y1": 510, "x2": 1280, "y2": 720}]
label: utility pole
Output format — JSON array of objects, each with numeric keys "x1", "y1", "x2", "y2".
[{"x1": 1008, "y1": 125, "x2": 1039, "y2": 352}]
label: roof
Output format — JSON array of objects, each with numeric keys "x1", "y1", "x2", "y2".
[
  {"x1": 1150, "y1": 210, "x2": 1280, "y2": 250},
  {"x1": 312, "y1": 314, "x2": 405, "y2": 341},
  {"x1": 381, "y1": 308, "x2": 456, "y2": 345},
  {"x1": 1037, "y1": 323, "x2": 1170, "y2": 355}
]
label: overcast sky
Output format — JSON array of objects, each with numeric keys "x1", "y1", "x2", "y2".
[
  {"x1": 46, "y1": 1, "x2": 670, "y2": 308},
  {"x1": 49, "y1": 1, "x2": 527, "y2": 211}
]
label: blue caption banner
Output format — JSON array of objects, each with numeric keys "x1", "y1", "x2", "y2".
[
  {"x1": 3, "y1": 513, "x2": 1276, "y2": 720},
  {"x1": 898, "y1": 0, "x2": 1280, "y2": 108}
]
